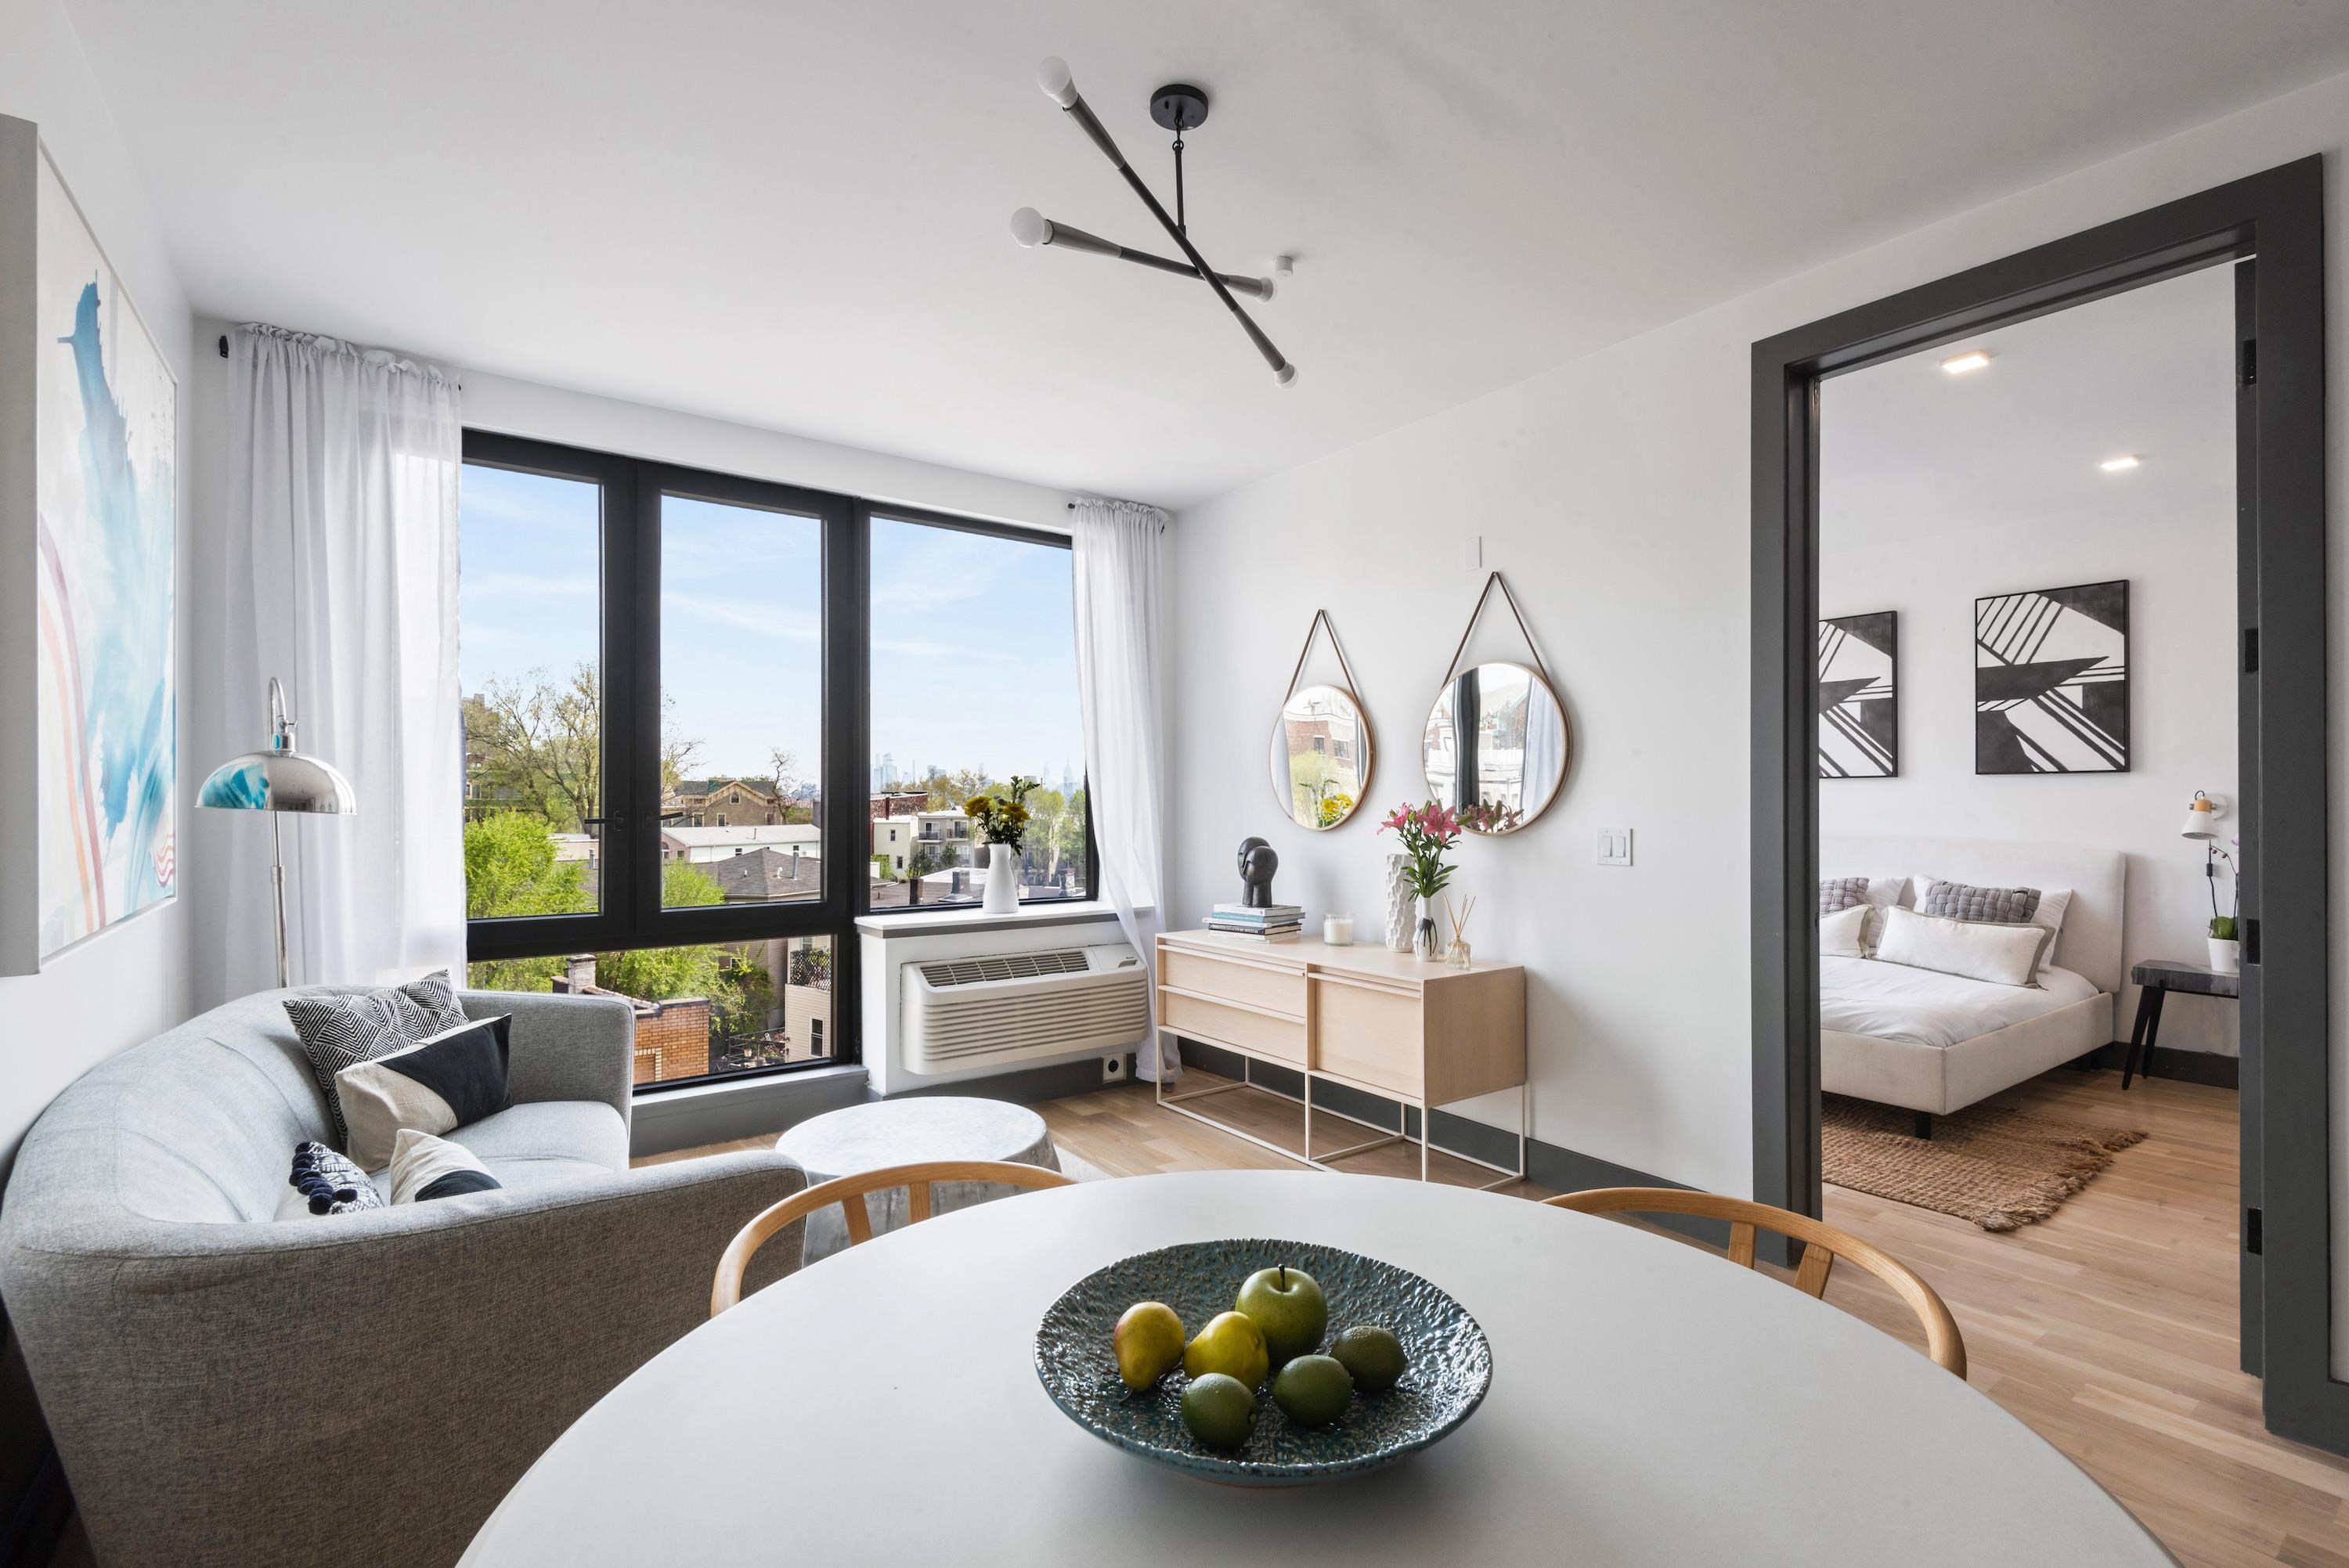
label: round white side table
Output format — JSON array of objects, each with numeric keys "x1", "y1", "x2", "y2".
[{"x1": 776, "y1": 1096, "x2": 1062, "y2": 1263}]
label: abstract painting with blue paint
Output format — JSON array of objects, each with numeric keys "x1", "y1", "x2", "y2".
[{"x1": 33, "y1": 150, "x2": 177, "y2": 959}]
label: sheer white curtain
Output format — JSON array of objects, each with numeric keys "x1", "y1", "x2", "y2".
[
  {"x1": 1070, "y1": 498, "x2": 1177, "y2": 1080},
  {"x1": 212, "y1": 325, "x2": 465, "y2": 993}
]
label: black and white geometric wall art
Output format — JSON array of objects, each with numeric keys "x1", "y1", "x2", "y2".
[
  {"x1": 1975, "y1": 579, "x2": 2130, "y2": 774},
  {"x1": 1818, "y1": 611, "x2": 1898, "y2": 778}
]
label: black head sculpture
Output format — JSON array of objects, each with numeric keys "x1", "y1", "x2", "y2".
[{"x1": 1237, "y1": 836, "x2": 1279, "y2": 909}]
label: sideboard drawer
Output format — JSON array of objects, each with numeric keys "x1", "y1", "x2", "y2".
[
  {"x1": 1161, "y1": 989, "x2": 1308, "y2": 1065},
  {"x1": 1161, "y1": 948, "x2": 1305, "y2": 1020},
  {"x1": 1312, "y1": 975, "x2": 1425, "y2": 1098}
]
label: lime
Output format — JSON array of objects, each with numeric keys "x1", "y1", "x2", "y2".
[
  {"x1": 1330, "y1": 1325, "x2": 1407, "y2": 1392},
  {"x1": 1181, "y1": 1372, "x2": 1257, "y2": 1449},
  {"x1": 1271, "y1": 1354, "x2": 1355, "y2": 1426}
]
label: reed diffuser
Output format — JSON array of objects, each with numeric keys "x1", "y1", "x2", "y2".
[{"x1": 1443, "y1": 895, "x2": 1477, "y2": 970}]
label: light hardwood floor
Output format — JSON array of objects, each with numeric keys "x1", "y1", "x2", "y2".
[{"x1": 649, "y1": 1063, "x2": 2349, "y2": 1568}]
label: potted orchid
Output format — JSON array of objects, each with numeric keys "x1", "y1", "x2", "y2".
[
  {"x1": 1380, "y1": 801, "x2": 1462, "y2": 960},
  {"x1": 2207, "y1": 835, "x2": 2241, "y2": 975}
]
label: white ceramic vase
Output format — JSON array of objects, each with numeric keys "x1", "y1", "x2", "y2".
[
  {"x1": 2208, "y1": 936, "x2": 2240, "y2": 975},
  {"x1": 982, "y1": 843, "x2": 1018, "y2": 914},
  {"x1": 1384, "y1": 855, "x2": 1416, "y2": 953}
]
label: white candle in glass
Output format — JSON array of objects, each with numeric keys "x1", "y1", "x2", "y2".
[{"x1": 1323, "y1": 914, "x2": 1355, "y2": 946}]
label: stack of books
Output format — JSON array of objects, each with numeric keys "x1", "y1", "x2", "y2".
[{"x1": 1207, "y1": 903, "x2": 1304, "y2": 942}]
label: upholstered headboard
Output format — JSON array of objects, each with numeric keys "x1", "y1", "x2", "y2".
[{"x1": 1819, "y1": 834, "x2": 2128, "y2": 997}]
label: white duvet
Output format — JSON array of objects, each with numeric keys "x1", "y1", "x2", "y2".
[{"x1": 1820, "y1": 954, "x2": 2100, "y2": 1049}]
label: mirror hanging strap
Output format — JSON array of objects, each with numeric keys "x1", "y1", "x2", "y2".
[
  {"x1": 1283, "y1": 607, "x2": 1364, "y2": 705},
  {"x1": 1439, "y1": 571, "x2": 1557, "y2": 691}
]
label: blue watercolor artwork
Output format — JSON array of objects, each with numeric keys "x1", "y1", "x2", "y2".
[{"x1": 34, "y1": 151, "x2": 177, "y2": 959}]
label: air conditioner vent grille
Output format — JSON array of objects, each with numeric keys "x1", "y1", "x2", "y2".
[{"x1": 918, "y1": 949, "x2": 1091, "y2": 988}]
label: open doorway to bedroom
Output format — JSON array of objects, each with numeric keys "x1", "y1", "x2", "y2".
[
  {"x1": 1816, "y1": 262, "x2": 2239, "y2": 1194},
  {"x1": 1754, "y1": 160, "x2": 2340, "y2": 1537}
]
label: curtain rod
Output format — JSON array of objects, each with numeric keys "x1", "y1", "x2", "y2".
[{"x1": 218, "y1": 333, "x2": 460, "y2": 389}]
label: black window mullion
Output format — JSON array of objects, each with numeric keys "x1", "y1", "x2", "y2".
[{"x1": 828, "y1": 503, "x2": 871, "y2": 1054}]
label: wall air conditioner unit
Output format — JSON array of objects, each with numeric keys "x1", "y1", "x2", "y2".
[{"x1": 901, "y1": 943, "x2": 1148, "y2": 1075}]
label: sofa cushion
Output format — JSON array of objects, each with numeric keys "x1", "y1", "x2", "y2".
[{"x1": 439, "y1": 1101, "x2": 629, "y2": 1194}]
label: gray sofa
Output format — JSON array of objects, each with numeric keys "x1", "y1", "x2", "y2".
[{"x1": 0, "y1": 986, "x2": 808, "y2": 1568}]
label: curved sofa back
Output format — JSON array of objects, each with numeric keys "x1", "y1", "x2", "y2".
[{"x1": 5, "y1": 988, "x2": 340, "y2": 1236}]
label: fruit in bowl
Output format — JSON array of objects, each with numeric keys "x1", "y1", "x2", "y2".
[
  {"x1": 1330, "y1": 1325, "x2": 1408, "y2": 1392},
  {"x1": 1182, "y1": 1372, "x2": 1257, "y2": 1449},
  {"x1": 1236, "y1": 1265, "x2": 1327, "y2": 1364},
  {"x1": 1113, "y1": 1302, "x2": 1185, "y2": 1392},
  {"x1": 1271, "y1": 1354, "x2": 1355, "y2": 1426},
  {"x1": 1184, "y1": 1310, "x2": 1270, "y2": 1390}
]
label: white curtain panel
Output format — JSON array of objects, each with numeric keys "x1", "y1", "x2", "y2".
[
  {"x1": 1070, "y1": 498, "x2": 1177, "y2": 1080},
  {"x1": 215, "y1": 325, "x2": 465, "y2": 993}
]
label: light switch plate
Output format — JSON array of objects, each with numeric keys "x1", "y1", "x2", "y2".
[{"x1": 1597, "y1": 827, "x2": 1633, "y2": 867}]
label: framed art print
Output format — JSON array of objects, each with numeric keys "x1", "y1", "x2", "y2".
[{"x1": 1975, "y1": 580, "x2": 2127, "y2": 774}]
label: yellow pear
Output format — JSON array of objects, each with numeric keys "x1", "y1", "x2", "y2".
[
  {"x1": 1113, "y1": 1302, "x2": 1185, "y2": 1391},
  {"x1": 1182, "y1": 1310, "x2": 1270, "y2": 1390}
]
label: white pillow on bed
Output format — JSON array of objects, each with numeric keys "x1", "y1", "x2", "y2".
[
  {"x1": 1875, "y1": 906, "x2": 2052, "y2": 988},
  {"x1": 1820, "y1": 903, "x2": 1870, "y2": 957}
]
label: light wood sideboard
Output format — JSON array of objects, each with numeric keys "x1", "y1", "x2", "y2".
[{"x1": 1153, "y1": 930, "x2": 1528, "y2": 1184}]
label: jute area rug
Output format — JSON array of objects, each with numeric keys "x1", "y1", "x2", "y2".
[{"x1": 1823, "y1": 1094, "x2": 2147, "y2": 1231}]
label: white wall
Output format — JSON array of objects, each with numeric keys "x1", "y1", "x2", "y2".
[
  {"x1": 0, "y1": 0, "x2": 194, "y2": 1160},
  {"x1": 1168, "y1": 70, "x2": 2349, "y2": 1318}
]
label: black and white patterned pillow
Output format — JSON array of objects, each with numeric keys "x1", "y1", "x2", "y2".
[
  {"x1": 282, "y1": 969, "x2": 466, "y2": 1150},
  {"x1": 1920, "y1": 881, "x2": 2041, "y2": 925},
  {"x1": 1819, "y1": 877, "x2": 1872, "y2": 916},
  {"x1": 288, "y1": 1141, "x2": 384, "y2": 1215}
]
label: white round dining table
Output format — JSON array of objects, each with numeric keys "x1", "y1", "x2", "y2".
[{"x1": 461, "y1": 1170, "x2": 2170, "y2": 1567}]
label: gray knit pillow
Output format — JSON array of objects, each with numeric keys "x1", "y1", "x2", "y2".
[
  {"x1": 1920, "y1": 881, "x2": 2042, "y2": 925},
  {"x1": 1819, "y1": 877, "x2": 1872, "y2": 916}
]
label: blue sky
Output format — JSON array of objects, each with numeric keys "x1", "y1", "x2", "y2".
[{"x1": 459, "y1": 466, "x2": 1084, "y2": 791}]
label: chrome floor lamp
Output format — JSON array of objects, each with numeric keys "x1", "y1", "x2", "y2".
[{"x1": 197, "y1": 676, "x2": 357, "y2": 988}]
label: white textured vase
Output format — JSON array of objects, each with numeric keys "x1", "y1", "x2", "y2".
[
  {"x1": 1384, "y1": 855, "x2": 1416, "y2": 953},
  {"x1": 982, "y1": 845, "x2": 1018, "y2": 914}
]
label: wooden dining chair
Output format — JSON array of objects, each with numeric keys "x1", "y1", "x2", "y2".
[
  {"x1": 711, "y1": 1159, "x2": 1077, "y2": 1317},
  {"x1": 1543, "y1": 1187, "x2": 1967, "y2": 1377}
]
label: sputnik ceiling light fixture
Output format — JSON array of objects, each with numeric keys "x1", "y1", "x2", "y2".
[{"x1": 1012, "y1": 56, "x2": 1297, "y2": 387}]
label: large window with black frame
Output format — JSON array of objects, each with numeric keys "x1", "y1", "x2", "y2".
[{"x1": 456, "y1": 433, "x2": 1093, "y2": 1090}]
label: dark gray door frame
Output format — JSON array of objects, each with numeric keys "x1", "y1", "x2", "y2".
[{"x1": 1750, "y1": 157, "x2": 2335, "y2": 1447}]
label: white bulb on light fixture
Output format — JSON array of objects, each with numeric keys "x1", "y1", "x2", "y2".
[
  {"x1": 1009, "y1": 207, "x2": 1048, "y2": 248},
  {"x1": 1037, "y1": 56, "x2": 1078, "y2": 108},
  {"x1": 2099, "y1": 454, "x2": 2142, "y2": 472},
  {"x1": 1275, "y1": 363, "x2": 1298, "y2": 389},
  {"x1": 1940, "y1": 350, "x2": 1991, "y2": 374},
  {"x1": 1273, "y1": 254, "x2": 1295, "y2": 279}
]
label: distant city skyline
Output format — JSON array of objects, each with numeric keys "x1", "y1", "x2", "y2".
[{"x1": 458, "y1": 468, "x2": 1086, "y2": 794}]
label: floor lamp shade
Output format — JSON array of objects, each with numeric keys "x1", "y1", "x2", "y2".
[{"x1": 195, "y1": 678, "x2": 355, "y2": 987}]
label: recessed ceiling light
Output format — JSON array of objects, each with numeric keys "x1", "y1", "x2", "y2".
[
  {"x1": 1940, "y1": 351, "x2": 1992, "y2": 374},
  {"x1": 2099, "y1": 455, "x2": 2142, "y2": 473}
]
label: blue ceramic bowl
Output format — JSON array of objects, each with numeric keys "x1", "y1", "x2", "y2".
[{"x1": 1033, "y1": 1238, "x2": 1492, "y2": 1487}]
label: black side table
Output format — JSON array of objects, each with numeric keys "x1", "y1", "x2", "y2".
[{"x1": 2123, "y1": 961, "x2": 2240, "y2": 1090}]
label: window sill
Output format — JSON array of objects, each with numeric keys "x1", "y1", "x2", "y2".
[
  {"x1": 629, "y1": 1062, "x2": 868, "y2": 1158},
  {"x1": 854, "y1": 901, "x2": 1127, "y2": 939}
]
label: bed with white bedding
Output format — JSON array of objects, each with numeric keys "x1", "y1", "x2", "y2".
[{"x1": 1819, "y1": 834, "x2": 2125, "y2": 1122}]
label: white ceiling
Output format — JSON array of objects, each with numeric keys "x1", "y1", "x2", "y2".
[
  {"x1": 60, "y1": 1, "x2": 2349, "y2": 509},
  {"x1": 1820, "y1": 263, "x2": 2236, "y2": 546}
]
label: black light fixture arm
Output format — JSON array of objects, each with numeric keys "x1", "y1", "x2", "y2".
[
  {"x1": 1011, "y1": 212, "x2": 1274, "y2": 301},
  {"x1": 1029, "y1": 58, "x2": 1296, "y2": 387}
]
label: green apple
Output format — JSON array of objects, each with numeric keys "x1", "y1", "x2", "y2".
[
  {"x1": 1271, "y1": 1354, "x2": 1354, "y2": 1426},
  {"x1": 1181, "y1": 1372, "x2": 1257, "y2": 1449},
  {"x1": 1235, "y1": 1265, "x2": 1327, "y2": 1364},
  {"x1": 1182, "y1": 1310, "x2": 1269, "y2": 1390}
]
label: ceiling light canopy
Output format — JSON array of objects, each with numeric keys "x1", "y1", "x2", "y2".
[
  {"x1": 1939, "y1": 350, "x2": 1992, "y2": 374},
  {"x1": 2099, "y1": 454, "x2": 2142, "y2": 472},
  {"x1": 1012, "y1": 57, "x2": 1296, "y2": 387}
]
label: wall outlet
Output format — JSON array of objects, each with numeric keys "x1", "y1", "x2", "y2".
[
  {"x1": 1102, "y1": 1054, "x2": 1128, "y2": 1083},
  {"x1": 1597, "y1": 827, "x2": 1634, "y2": 867}
]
